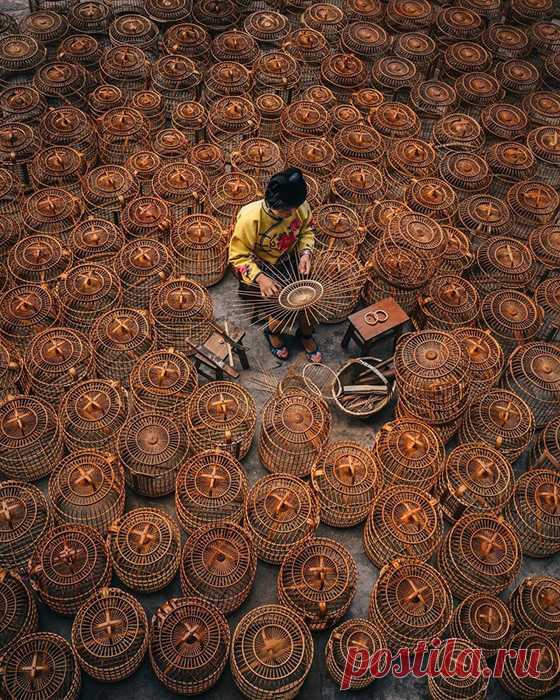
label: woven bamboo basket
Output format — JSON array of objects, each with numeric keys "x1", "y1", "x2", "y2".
[
  {"x1": 278, "y1": 536, "x2": 357, "y2": 630},
  {"x1": 506, "y1": 180, "x2": 559, "y2": 241},
  {"x1": 175, "y1": 448, "x2": 248, "y2": 533},
  {"x1": 180, "y1": 521, "x2": 256, "y2": 615},
  {"x1": 0, "y1": 35, "x2": 46, "y2": 87},
  {"x1": 68, "y1": 0, "x2": 111, "y2": 34},
  {"x1": 193, "y1": 0, "x2": 241, "y2": 34},
  {"x1": 22, "y1": 327, "x2": 92, "y2": 406},
  {"x1": 289, "y1": 137, "x2": 337, "y2": 201},
  {"x1": 479, "y1": 103, "x2": 528, "y2": 146},
  {"x1": 29, "y1": 145, "x2": 86, "y2": 196},
  {"x1": 0, "y1": 339, "x2": 22, "y2": 401},
  {"x1": 428, "y1": 638, "x2": 490, "y2": 700},
  {"x1": 0, "y1": 86, "x2": 46, "y2": 126},
  {"x1": 231, "y1": 137, "x2": 285, "y2": 192},
  {"x1": 470, "y1": 237, "x2": 537, "y2": 296},
  {"x1": 340, "y1": 22, "x2": 390, "y2": 68},
  {"x1": 368, "y1": 557, "x2": 453, "y2": 653},
  {"x1": 32, "y1": 61, "x2": 88, "y2": 109},
  {"x1": 301, "y1": 3, "x2": 344, "y2": 47},
  {"x1": 117, "y1": 411, "x2": 190, "y2": 498},
  {"x1": 383, "y1": 137, "x2": 438, "y2": 200},
  {"x1": 369, "y1": 101, "x2": 421, "y2": 146},
  {"x1": 162, "y1": 22, "x2": 210, "y2": 67},
  {"x1": 208, "y1": 96, "x2": 260, "y2": 162},
  {"x1": 394, "y1": 400, "x2": 463, "y2": 446},
  {"x1": 190, "y1": 142, "x2": 226, "y2": 178},
  {"x1": 254, "y1": 93, "x2": 284, "y2": 141},
  {"x1": 438, "y1": 151, "x2": 492, "y2": 203},
  {"x1": 150, "y1": 54, "x2": 203, "y2": 116},
  {"x1": 0, "y1": 394, "x2": 63, "y2": 481},
  {"x1": 302, "y1": 84, "x2": 337, "y2": 110},
  {"x1": 333, "y1": 125, "x2": 384, "y2": 171},
  {"x1": 499, "y1": 630, "x2": 560, "y2": 699},
  {"x1": 244, "y1": 11, "x2": 290, "y2": 51},
  {"x1": 22, "y1": 188, "x2": 82, "y2": 241},
  {"x1": 502, "y1": 342, "x2": 560, "y2": 428},
  {"x1": 108, "y1": 507, "x2": 181, "y2": 592},
  {"x1": 108, "y1": 14, "x2": 159, "y2": 57},
  {"x1": 124, "y1": 150, "x2": 161, "y2": 196},
  {"x1": 244, "y1": 473, "x2": 320, "y2": 564},
  {"x1": 435, "y1": 5, "x2": 483, "y2": 45},
  {"x1": 437, "y1": 512, "x2": 521, "y2": 599},
  {"x1": 435, "y1": 442, "x2": 514, "y2": 523},
  {"x1": 441, "y1": 41, "x2": 492, "y2": 81},
  {"x1": 253, "y1": 50, "x2": 300, "y2": 101},
  {"x1": 169, "y1": 214, "x2": 227, "y2": 287},
  {"x1": 431, "y1": 112, "x2": 485, "y2": 155},
  {"x1": 150, "y1": 277, "x2": 214, "y2": 356},
  {"x1": 509, "y1": 576, "x2": 560, "y2": 636},
  {"x1": 363, "y1": 485, "x2": 443, "y2": 567},
  {"x1": 146, "y1": 0, "x2": 192, "y2": 25},
  {"x1": 150, "y1": 597, "x2": 230, "y2": 695},
  {"x1": 529, "y1": 224, "x2": 560, "y2": 278},
  {"x1": 57, "y1": 35, "x2": 102, "y2": 91},
  {"x1": 417, "y1": 275, "x2": 479, "y2": 331},
  {"x1": 0, "y1": 480, "x2": 50, "y2": 571},
  {"x1": 480, "y1": 289, "x2": 543, "y2": 357},
  {"x1": 90, "y1": 307, "x2": 155, "y2": 385},
  {"x1": 404, "y1": 176, "x2": 458, "y2": 223},
  {"x1": 40, "y1": 105, "x2": 96, "y2": 166},
  {"x1": 325, "y1": 618, "x2": 386, "y2": 690},
  {"x1": 527, "y1": 126, "x2": 560, "y2": 189},
  {"x1": 99, "y1": 45, "x2": 148, "y2": 97},
  {"x1": 203, "y1": 61, "x2": 253, "y2": 107},
  {"x1": 504, "y1": 468, "x2": 560, "y2": 558},
  {"x1": 187, "y1": 381, "x2": 256, "y2": 459},
  {"x1": 456, "y1": 195, "x2": 513, "y2": 250},
  {"x1": 121, "y1": 195, "x2": 173, "y2": 241},
  {"x1": 496, "y1": 59, "x2": 541, "y2": 102},
  {"x1": 130, "y1": 347, "x2": 197, "y2": 416},
  {"x1": 282, "y1": 29, "x2": 330, "y2": 92},
  {"x1": 171, "y1": 101, "x2": 207, "y2": 143},
  {"x1": 48, "y1": 449, "x2": 125, "y2": 534},
  {"x1": 88, "y1": 85, "x2": 126, "y2": 120},
  {"x1": 449, "y1": 593, "x2": 513, "y2": 659},
  {"x1": 230, "y1": 604, "x2": 313, "y2": 700},
  {"x1": 530, "y1": 415, "x2": 560, "y2": 470},
  {"x1": 530, "y1": 19, "x2": 560, "y2": 56},
  {"x1": 534, "y1": 278, "x2": 560, "y2": 342},
  {"x1": 29, "y1": 523, "x2": 111, "y2": 616},
  {"x1": 60, "y1": 378, "x2": 130, "y2": 453},
  {"x1": 71, "y1": 586, "x2": 149, "y2": 682},
  {"x1": 0, "y1": 632, "x2": 81, "y2": 700},
  {"x1": 0, "y1": 570, "x2": 38, "y2": 655},
  {"x1": 330, "y1": 162, "x2": 386, "y2": 215},
  {"x1": 310, "y1": 440, "x2": 382, "y2": 527},
  {"x1": 259, "y1": 389, "x2": 331, "y2": 478},
  {"x1": 151, "y1": 161, "x2": 208, "y2": 221},
  {"x1": 211, "y1": 29, "x2": 259, "y2": 66},
  {"x1": 372, "y1": 54, "x2": 419, "y2": 102},
  {"x1": 7, "y1": 234, "x2": 72, "y2": 287},
  {"x1": 311, "y1": 204, "x2": 363, "y2": 255},
  {"x1": 0, "y1": 284, "x2": 61, "y2": 353},
  {"x1": 114, "y1": 239, "x2": 173, "y2": 309},
  {"x1": 58, "y1": 263, "x2": 122, "y2": 332},
  {"x1": 486, "y1": 142, "x2": 536, "y2": 200},
  {"x1": 81, "y1": 165, "x2": 139, "y2": 224}
]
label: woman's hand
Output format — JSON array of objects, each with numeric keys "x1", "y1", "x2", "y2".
[
  {"x1": 258, "y1": 274, "x2": 280, "y2": 298},
  {"x1": 299, "y1": 254, "x2": 311, "y2": 276}
]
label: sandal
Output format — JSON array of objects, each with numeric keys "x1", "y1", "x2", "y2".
[
  {"x1": 264, "y1": 327, "x2": 289, "y2": 361},
  {"x1": 296, "y1": 329, "x2": 323, "y2": 363}
]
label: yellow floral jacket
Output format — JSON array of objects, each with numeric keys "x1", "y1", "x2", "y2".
[{"x1": 228, "y1": 199, "x2": 315, "y2": 284}]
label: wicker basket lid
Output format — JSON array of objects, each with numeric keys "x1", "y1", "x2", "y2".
[
  {"x1": 369, "y1": 101, "x2": 420, "y2": 140},
  {"x1": 0, "y1": 122, "x2": 38, "y2": 162},
  {"x1": 209, "y1": 95, "x2": 259, "y2": 132},
  {"x1": 330, "y1": 103, "x2": 361, "y2": 131},
  {"x1": 8, "y1": 234, "x2": 71, "y2": 284},
  {"x1": 68, "y1": 0, "x2": 111, "y2": 34},
  {"x1": 321, "y1": 53, "x2": 368, "y2": 93},
  {"x1": 432, "y1": 112, "x2": 484, "y2": 151},
  {"x1": 333, "y1": 124, "x2": 384, "y2": 161},
  {"x1": 192, "y1": 0, "x2": 240, "y2": 33},
  {"x1": 282, "y1": 100, "x2": 331, "y2": 139},
  {"x1": 302, "y1": 3, "x2": 345, "y2": 33},
  {"x1": 254, "y1": 51, "x2": 300, "y2": 91},
  {"x1": 302, "y1": 85, "x2": 336, "y2": 109},
  {"x1": 506, "y1": 180, "x2": 559, "y2": 222},
  {"x1": 476, "y1": 236, "x2": 537, "y2": 287},
  {"x1": 388, "y1": 137, "x2": 438, "y2": 174},
  {"x1": 511, "y1": 0, "x2": 553, "y2": 22},
  {"x1": 527, "y1": 126, "x2": 560, "y2": 166},
  {"x1": 100, "y1": 45, "x2": 148, "y2": 84},
  {"x1": 410, "y1": 80, "x2": 457, "y2": 115},
  {"x1": 211, "y1": 30, "x2": 259, "y2": 65},
  {"x1": 40, "y1": 107, "x2": 93, "y2": 149},
  {"x1": 372, "y1": 55, "x2": 418, "y2": 91},
  {"x1": 530, "y1": 20, "x2": 560, "y2": 55},
  {"x1": 231, "y1": 138, "x2": 284, "y2": 172},
  {"x1": 243, "y1": 11, "x2": 290, "y2": 44},
  {"x1": 208, "y1": 172, "x2": 259, "y2": 214},
  {"x1": 255, "y1": 92, "x2": 285, "y2": 119},
  {"x1": 162, "y1": 22, "x2": 210, "y2": 59},
  {"x1": 481, "y1": 290, "x2": 542, "y2": 340},
  {"x1": 405, "y1": 177, "x2": 458, "y2": 220},
  {"x1": 436, "y1": 6, "x2": 483, "y2": 42},
  {"x1": 393, "y1": 32, "x2": 437, "y2": 67},
  {"x1": 146, "y1": 0, "x2": 192, "y2": 23},
  {"x1": 128, "y1": 90, "x2": 164, "y2": 123},
  {"x1": 385, "y1": 0, "x2": 434, "y2": 31},
  {"x1": 351, "y1": 87, "x2": 385, "y2": 114},
  {"x1": 189, "y1": 142, "x2": 225, "y2": 175},
  {"x1": 485, "y1": 142, "x2": 536, "y2": 181},
  {"x1": 443, "y1": 41, "x2": 492, "y2": 75},
  {"x1": 172, "y1": 100, "x2": 206, "y2": 131},
  {"x1": 30, "y1": 145, "x2": 85, "y2": 188},
  {"x1": 109, "y1": 14, "x2": 158, "y2": 51},
  {"x1": 343, "y1": 0, "x2": 385, "y2": 22},
  {"x1": 20, "y1": 11, "x2": 68, "y2": 46},
  {"x1": 88, "y1": 84, "x2": 126, "y2": 116},
  {"x1": 482, "y1": 24, "x2": 530, "y2": 60},
  {"x1": 458, "y1": 194, "x2": 513, "y2": 240},
  {"x1": 0, "y1": 34, "x2": 46, "y2": 76},
  {"x1": 420, "y1": 274, "x2": 479, "y2": 323},
  {"x1": 481, "y1": 103, "x2": 527, "y2": 141},
  {"x1": 529, "y1": 224, "x2": 560, "y2": 269},
  {"x1": 456, "y1": 71, "x2": 504, "y2": 107},
  {"x1": 92, "y1": 307, "x2": 153, "y2": 358},
  {"x1": 22, "y1": 188, "x2": 82, "y2": 235},
  {"x1": 82, "y1": 165, "x2": 138, "y2": 206},
  {"x1": 125, "y1": 150, "x2": 161, "y2": 187},
  {"x1": 152, "y1": 128, "x2": 190, "y2": 162},
  {"x1": 206, "y1": 61, "x2": 253, "y2": 99},
  {"x1": 523, "y1": 91, "x2": 560, "y2": 127},
  {"x1": 58, "y1": 261, "x2": 121, "y2": 314},
  {"x1": 283, "y1": 28, "x2": 329, "y2": 63},
  {"x1": 439, "y1": 151, "x2": 491, "y2": 193},
  {"x1": 0, "y1": 85, "x2": 45, "y2": 124},
  {"x1": 341, "y1": 22, "x2": 390, "y2": 59},
  {"x1": 152, "y1": 161, "x2": 207, "y2": 202},
  {"x1": 331, "y1": 161, "x2": 385, "y2": 203},
  {"x1": 495, "y1": 59, "x2": 540, "y2": 96},
  {"x1": 150, "y1": 54, "x2": 202, "y2": 92}
]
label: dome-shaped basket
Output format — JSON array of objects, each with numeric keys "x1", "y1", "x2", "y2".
[
  {"x1": 87, "y1": 84, "x2": 126, "y2": 120},
  {"x1": 509, "y1": 576, "x2": 560, "y2": 636},
  {"x1": 108, "y1": 507, "x2": 181, "y2": 592},
  {"x1": 114, "y1": 239, "x2": 173, "y2": 309},
  {"x1": 448, "y1": 592, "x2": 513, "y2": 659},
  {"x1": 180, "y1": 521, "x2": 256, "y2": 615},
  {"x1": 230, "y1": 604, "x2": 313, "y2": 700},
  {"x1": 29, "y1": 145, "x2": 86, "y2": 196},
  {"x1": 149, "y1": 597, "x2": 230, "y2": 695},
  {"x1": 498, "y1": 630, "x2": 560, "y2": 699},
  {"x1": 431, "y1": 112, "x2": 485, "y2": 154},
  {"x1": 120, "y1": 195, "x2": 173, "y2": 241},
  {"x1": 277, "y1": 536, "x2": 357, "y2": 630},
  {"x1": 325, "y1": 618, "x2": 386, "y2": 690},
  {"x1": 48, "y1": 449, "x2": 125, "y2": 534},
  {"x1": 0, "y1": 339, "x2": 21, "y2": 402},
  {"x1": 0, "y1": 570, "x2": 38, "y2": 655},
  {"x1": 529, "y1": 415, "x2": 560, "y2": 470},
  {"x1": 207, "y1": 172, "x2": 259, "y2": 227},
  {"x1": 417, "y1": 275, "x2": 479, "y2": 331},
  {"x1": 71, "y1": 586, "x2": 149, "y2": 682},
  {"x1": 22, "y1": 187, "x2": 82, "y2": 239},
  {"x1": 175, "y1": 448, "x2": 248, "y2": 533},
  {"x1": 231, "y1": 137, "x2": 285, "y2": 192},
  {"x1": 69, "y1": 218, "x2": 125, "y2": 265},
  {"x1": 310, "y1": 440, "x2": 382, "y2": 527},
  {"x1": 244, "y1": 473, "x2": 320, "y2": 564},
  {"x1": 29, "y1": 523, "x2": 111, "y2": 616},
  {"x1": 437, "y1": 512, "x2": 521, "y2": 599},
  {"x1": 58, "y1": 263, "x2": 122, "y2": 332},
  {"x1": 169, "y1": 214, "x2": 227, "y2": 287},
  {"x1": 81, "y1": 164, "x2": 139, "y2": 224},
  {"x1": 363, "y1": 485, "x2": 443, "y2": 567},
  {"x1": 368, "y1": 557, "x2": 453, "y2": 653},
  {"x1": 124, "y1": 150, "x2": 161, "y2": 195},
  {"x1": 427, "y1": 638, "x2": 491, "y2": 700},
  {"x1": 470, "y1": 237, "x2": 537, "y2": 295},
  {"x1": 480, "y1": 289, "x2": 543, "y2": 357}
]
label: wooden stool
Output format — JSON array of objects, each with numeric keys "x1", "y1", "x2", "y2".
[
  {"x1": 194, "y1": 323, "x2": 250, "y2": 380},
  {"x1": 342, "y1": 298, "x2": 410, "y2": 355}
]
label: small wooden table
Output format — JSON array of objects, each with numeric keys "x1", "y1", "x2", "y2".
[
  {"x1": 193, "y1": 323, "x2": 250, "y2": 380},
  {"x1": 341, "y1": 297, "x2": 410, "y2": 355}
]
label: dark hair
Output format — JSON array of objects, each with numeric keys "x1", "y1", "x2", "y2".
[{"x1": 265, "y1": 167, "x2": 307, "y2": 210}]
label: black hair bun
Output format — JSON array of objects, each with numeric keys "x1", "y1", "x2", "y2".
[{"x1": 265, "y1": 167, "x2": 307, "y2": 210}]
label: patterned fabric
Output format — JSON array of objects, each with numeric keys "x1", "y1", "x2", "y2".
[{"x1": 228, "y1": 199, "x2": 315, "y2": 284}]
